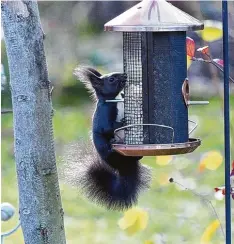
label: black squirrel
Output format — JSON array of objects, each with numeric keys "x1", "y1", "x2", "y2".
[{"x1": 73, "y1": 66, "x2": 151, "y2": 210}]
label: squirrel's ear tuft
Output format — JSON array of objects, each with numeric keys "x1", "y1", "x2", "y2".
[
  {"x1": 74, "y1": 66, "x2": 103, "y2": 91},
  {"x1": 84, "y1": 67, "x2": 102, "y2": 78}
]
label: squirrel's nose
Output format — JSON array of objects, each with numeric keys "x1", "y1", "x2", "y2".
[{"x1": 121, "y1": 79, "x2": 126, "y2": 87}]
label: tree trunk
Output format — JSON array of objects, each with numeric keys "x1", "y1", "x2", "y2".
[{"x1": 1, "y1": 1, "x2": 66, "y2": 243}]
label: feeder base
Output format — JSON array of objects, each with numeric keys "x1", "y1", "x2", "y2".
[{"x1": 112, "y1": 138, "x2": 201, "y2": 156}]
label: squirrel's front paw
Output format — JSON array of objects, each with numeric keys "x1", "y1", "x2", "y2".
[
  {"x1": 113, "y1": 121, "x2": 123, "y2": 130},
  {"x1": 120, "y1": 117, "x2": 125, "y2": 124}
]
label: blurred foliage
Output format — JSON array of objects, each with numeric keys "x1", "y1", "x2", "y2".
[
  {"x1": 2, "y1": 97, "x2": 234, "y2": 243},
  {"x1": 2, "y1": 1, "x2": 233, "y2": 110}
]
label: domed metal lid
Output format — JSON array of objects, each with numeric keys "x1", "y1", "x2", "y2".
[{"x1": 104, "y1": 0, "x2": 204, "y2": 32}]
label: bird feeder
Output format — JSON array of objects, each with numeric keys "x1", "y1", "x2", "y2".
[{"x1": 104, "y1": 0, "x2": 207, "y2": 156}]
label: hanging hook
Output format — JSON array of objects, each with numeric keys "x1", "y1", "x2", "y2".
[{"x1": 182, "y1": 78, "x2": 209, "y2": 106}]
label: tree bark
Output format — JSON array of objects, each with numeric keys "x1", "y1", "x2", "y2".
[{"x1": 1, "y1": 1, "x2": 66, "y2": 243}]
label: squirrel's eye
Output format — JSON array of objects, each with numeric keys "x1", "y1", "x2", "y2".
[{"x1": 109, "y1": 77, "x2": 115, "y2": 83}]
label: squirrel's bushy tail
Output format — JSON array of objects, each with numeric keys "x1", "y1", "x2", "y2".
[
  {"x1": 82, "y1": 155, "x2": 151, "y2": 210},
  {"x1": 62, "y1": 142, "x2": 151, "y2": 210}
]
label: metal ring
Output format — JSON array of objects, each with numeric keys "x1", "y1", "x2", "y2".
[
  {"x1": 188, "y1": 119, "x2": 198, "y2": 135},
  {"x1": 1, "y1": 222, "x2": 21, "y2": 243},
  {"x1": 114, "y1": 123, "x2": 175, "y2": 143}
]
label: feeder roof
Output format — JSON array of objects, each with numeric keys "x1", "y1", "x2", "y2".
[{"x1": 104, "y1": 0, "x2": 204, "y2": 32}]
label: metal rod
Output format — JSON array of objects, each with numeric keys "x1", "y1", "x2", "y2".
[
  {"x1": 1, "y1": 222, "x2": 21, "y2": 243},
  {"x1": 1, "y1": 109, "x2": 13, "y2": 114},
  {"x1": 222, "y1": 1, "x2": 231, "y2": 243},
  {"x1": 105, "y1": 99, "x2": 124, "y2": 103},
  {"x1": 188, "y1": 101, "x2": 209, "y2": 105}
]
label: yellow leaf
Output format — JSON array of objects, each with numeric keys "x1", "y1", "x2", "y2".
[
  {"x1": 201, "y1": 27, "x2": 222, "y2": 42},
  {"x1": 125, "y1": 217, "x2": 142, "y2": 235},
  {"x1": 157, "y1": 173, "x2": 170, "y2": 186},
  {"x1": 199, "y1": 151, "x2": 223, "y2": 171},
  {"x1": 137, "y1": 210, "x2": 148, "y2": 229},
  {"x1": 118, "y1": 207, "x2": 148, "y2": 235},
  {"x1": 118, "y1": 208, "x2": 138, "y2": 230},
  {"x1": 198, "y1": 20, "x2": 222, "y2": 42},
  {"x1": 144, "y1": 240, "x2": 154, "y2": 244},
  {"x1": 200, "y1": 219, "x2": 220, "y2": 244},
  {"x1": 198, "y1": 162, "x2": 206, "y2": 172},
  {"x1": 187, "y1": 55, "x2": 192, "y2": 69},
  {"x1": 156, "y1": 155, "x2": 172, "y2": 166}
]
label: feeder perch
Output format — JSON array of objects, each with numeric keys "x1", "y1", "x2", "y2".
[{"x1": 104, "y1": 0, "x2": 206, "y2": 156}]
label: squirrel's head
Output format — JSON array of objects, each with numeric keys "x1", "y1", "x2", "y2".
[
  {"x1": 99, "y1": 72, "x2": 127, "y2": 99},
  {"x1": 74, "y1": 66, "x2": 127, "y2": 100}
]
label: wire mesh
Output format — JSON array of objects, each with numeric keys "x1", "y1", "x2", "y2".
[{"x1": 123, "y1": 32, "x2": 143, "y2": 145}]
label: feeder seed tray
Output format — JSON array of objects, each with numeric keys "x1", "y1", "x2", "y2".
[{"x1": 112, "y1": 138, "x2": 201, "y2": 156}]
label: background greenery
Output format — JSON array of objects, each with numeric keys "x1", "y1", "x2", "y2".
[
  {"x1": 1, "y1": 1, "x2": 234, "y2": 243},
  {"x1": 2, "y1": 98, "x2": 234, "y2": 243}
]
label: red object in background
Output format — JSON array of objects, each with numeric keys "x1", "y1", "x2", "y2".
[
  {"x1": 186, "y1": 37, "x2": 195, "y2": 58},
  {"x1": 231, "y1": 160, "x2": 234, "y2": 176},
  {"x1": 231, "y1": 161, "x2": 234, "y2": 199},
  {"x1": 214, "y1": 160, "x2": 234, "y2": 199},
  {"x1": 213, "y1": 59, "x2": 224, "y2": 67}
]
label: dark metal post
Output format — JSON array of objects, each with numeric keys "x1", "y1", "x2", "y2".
[{"x1": 222, "y1": 1, "x2": 231, "y2": 243}]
